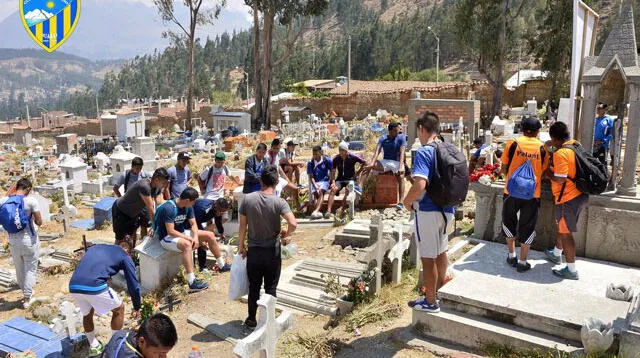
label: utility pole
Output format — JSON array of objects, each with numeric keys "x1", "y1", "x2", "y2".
[
  {"x1": 25, "y1": 91, "x2": 31, "y2": 128},
  {"x1": 96, "y1": 93, "x2": 103, "y2": 136},
  {"x1": 348, "y1": 35, "x2": 352, "y2": 95},
  {"x1": 428, "y1": 26, "x2": 440, "y2": 87},
  {"x1": 517, "y1": 44, "x2": 522, "y2": 87}
]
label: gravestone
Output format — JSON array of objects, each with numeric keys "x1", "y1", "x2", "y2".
[
  {"x1": 93, "y1": 197, "x2": 116, "y2": 227},
  {"x1": 388, "y1": 222, "x2": 410, "y2": 284},
  {"x1": 370, "y1": 215, "x2": 384, "y2": 295},
  {"x1": 134, "y1": 236, "x2": 182, "y2": 292},
  {"x1": 59, "y1": 156, "x2": 88, "y2": 192},
  {"x1": 233, "y1": 295, "x2": 294, "y2": 358},
  {"x1": 131, "y1": 137, "x2": 157, "y2": 170},
  {"x1": 0, "y1": 268, "x2": 17, "y2": 292},
  {"x1": 51, "y1": 174, "x2": 77, "y2": 233},
  {"x1": 31, "y1": 193, "x2": 51, "y2": 222}
]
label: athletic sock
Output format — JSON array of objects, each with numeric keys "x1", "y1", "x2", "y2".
[
  {"x1": 518, "y1": 260, "x2": 527, "y2": 265},
  {"x1": 567, "y1": 263, "x2": 577, "y2": 273},
  {"x1": 187, "y1": 272, "x2": 196, "y2": 284},
  {"x1": 508, "y1": 252, "x2": 516, "y2": 259},
  {"x1": 86, "y1": 331, "x2": 99, "y2": 348},
  {"x1": 216, "y1": 256, "x2": 226, "y2": 268},
  {"x1": 553, "y1": 247, "x2": 563, "y2": 257}
]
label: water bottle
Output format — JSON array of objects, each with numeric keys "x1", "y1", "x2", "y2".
[{"x1": 188, "y1": 345, "x2": 202, "y2": 358}]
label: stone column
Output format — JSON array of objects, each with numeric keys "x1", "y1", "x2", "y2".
[
  {"x1": 618, "y1": 82, "x2": 640, "y2": 196},
  {"x1": 579, "y1": 83, "x2": 600, "y2": 150}
]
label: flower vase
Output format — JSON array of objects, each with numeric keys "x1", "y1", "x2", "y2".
[
  {"x1": 336, "y1": 297, "x2": 354, "y2": 316},
  {"x1": 581, "y1": 317, "x2": 614, "y2": 355}
]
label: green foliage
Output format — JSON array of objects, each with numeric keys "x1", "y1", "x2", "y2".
[
  {"x1": 480, "y1": 343, "x2": 572, "y2": 358},
  {"x1": 378, "y1": 67, "x2": 468, "y2": 82},
  {"x1": 293, "y1": 82, "x2": 309, "y2": 97},
  {"x1": 310, "y1": 90, "x2": 331, "y2": 98},
  {"x1": 210, "y1": 91, "x2": 241, "y2": 106}
]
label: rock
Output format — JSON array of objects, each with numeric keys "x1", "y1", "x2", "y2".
[
  {"x1": 54, "y1": 292, "x2": 65, "y2": 300},
  {"x1": 34, "y1": 296, "x2": 52, "y2": 304},
  {"x1": 33, "y1": 306, "x2": 53, "y2": 320}
]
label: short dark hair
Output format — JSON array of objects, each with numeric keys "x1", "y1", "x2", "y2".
[
  {"x1": 152, "y1": 168, "x2": 170, "y2": 181},
  {"x1": 131, "y1": 157, "x2": 144, "y2": 168},
  {"x1": 416, "y1": 111, "x2": 439, "y2": 134},
  {"x1": 549, "y1": 121, "x2": 570, "y2": 142},
  {"x1": 137, "y1": 313, "x2": 177, "y2": 348},
  {"x1": 256, "y1": 143, "x2": 267, "y2": 151},
  {"x1": 179, "y1": 187, "x2": 199, "y2": 201},
  {"x1": 597, "y1": 103, "x2": 608, "y2": 110},
  {"x1": 271, "y1": 138, "x2": 281, "y2": 147},
  {"x1": 312, "y1": 145, "x2": 322, "y2": 153},
  {"x1": 214, "y1": 197, "x2": 232, "y2": 211},
  {"x1": 388, "y1": 122, "x2": 401, "y2": 131},
  {"x1": 261, "y1": 165, "x2": 279, "y2": 187},
  {"x1": 16, "y1": 178, "x2": 32, "y2": 191},
  {"x1": 473, "y1": 138, "x2": 483, "y2": 146}
]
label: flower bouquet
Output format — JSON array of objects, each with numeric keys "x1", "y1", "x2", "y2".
[{"x1": 470, "y1": 163, "x2": 502, "y2": 185}]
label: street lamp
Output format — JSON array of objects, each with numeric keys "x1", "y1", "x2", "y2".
[{"x1": 427, "y1": 26, "x2": 440, "y2": 87}]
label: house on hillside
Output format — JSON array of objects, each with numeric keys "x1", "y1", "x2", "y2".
[{"x1": 291, "y1": 79, "x2": 336, "y2": 92}]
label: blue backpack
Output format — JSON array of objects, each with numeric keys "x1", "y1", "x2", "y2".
[
  {"x1": 505, "y1": 141, "x2": 545, "y2": 200},
  {"x1": 152, "y1": 200, "x2": 178, "y2": 239},
  {"x1": 0, "y1": 195, "x2": 32, "y2": 234}
]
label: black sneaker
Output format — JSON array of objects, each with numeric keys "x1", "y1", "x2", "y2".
[
  {"x1": 188, "y1": 279, "x2": 209, "y2": 293},
  {"x1": 506, "y1": 256, "x2": 518, "y2": 267},
  {"x1": 244, "y1": 317, "x2": 257, "y2": 330},
  {"x1": 516, "y1": 262, "x2": 531, "y2": 272}
]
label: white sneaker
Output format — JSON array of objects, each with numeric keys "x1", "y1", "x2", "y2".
[{"x1": 22, "y1": 296, "x2": 35, "y2": 309}]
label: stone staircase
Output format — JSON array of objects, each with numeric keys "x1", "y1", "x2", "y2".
[{"x1": 412, "y1": 240, "x2": 640, "y2": 353}]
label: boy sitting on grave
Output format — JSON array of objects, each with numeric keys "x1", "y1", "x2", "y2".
[
  {"x1": 193, "y1": 197, "x2": 233, "y2": 272},
  {"x1": 307, "y1": 145, "x2": 333, "y2": 219},
  {"x1": 102, "y1": 313, "x2": 177, "y2": 357},
  {"x1": 153, "y1": 187, "x2": 228, "y2": 293},
  {"x1": 68, "y1": 238, "x2": 141, "y2": 356},
  {"x1": 326, "y1": 141, "x2": 365, "y2": 217}
]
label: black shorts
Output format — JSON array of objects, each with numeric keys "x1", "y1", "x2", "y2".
[
  {"x1": 555, "y1": 194, "x2": 588, "y2": 234},
  {"x1": 112, "y1": 202, "x2": 140, "y2": 242},
  {"x1": 501, "y1": 196, "x2": 540, "y2": 245},
  {"x1": 335, "y1": 180, "x2": 352, "y2": 193},
  {"x1": 593, "y1": 145, "x2": 608, "y2": 166},
  {"x1": 137, "y1": 208, "x2": 151, "y2": 228}
]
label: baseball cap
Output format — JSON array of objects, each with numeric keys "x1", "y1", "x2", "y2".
[
  {"x1": 521, "y1": 117, "x2": 541, "y2": 132},
  {"x1": 338, "y1": 141, "x2": 349, "y2": 151},
  {"x1": 177, "y1": 152, "x2": 191, "y2": 160},
  {"x1": 215, "y1": 151, "x2": 226, "y2": 160}
]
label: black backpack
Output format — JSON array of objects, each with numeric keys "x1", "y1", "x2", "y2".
[
  {"x1": 426, "y1": 141, "x2": 470, "y2": 208},
  {"x1": 558, "y1": 142, "x2": 608, "y2": 201},
  {"x1": 123, "y1": 170, "x2": 132, "y2": 192}
]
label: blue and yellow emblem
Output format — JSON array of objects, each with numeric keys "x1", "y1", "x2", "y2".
[{"x1": 20, "y1": 0, "x2": 80, "y2": 52}]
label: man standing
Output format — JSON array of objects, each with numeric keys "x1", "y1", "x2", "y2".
[
  {"x1": 167, "y1": 152, "x2": 192, "y2": 199},
  {"x1": 112, "y1": 168, "x2": 169, "y2": 245},
  {"x1": 154, "y1": 187, "x2": 228, "y2": 292},
  {"x1": 403, "y1": 112, "x2": 453, "y2": 313},
  {"x1": 593, "y1": 103, "x2": 614, "y2": 166},
  {"x1": 364, "y1": 122, "x2": 407, "y2": 208},
  {"x1": 69, "y1": 240, "x2": 141, "y2": 355},
  {"x1": 243, "y1": 144, "x2": 269, "y2": 194},
  {"x1": 238, "y1": 165, "x2": 297, "y2": 329},
  {"x1": 193, "y1": 197, "x2": 232, "y2": 271},
  {"x1": 198, "y1": 151, "x2": 229, "y2": 200},
  {"x1": 500, "y1": 117, "x2": 547, "y2": 273},
  {"x1": 280, "y1": 140, "x2": 305, "y2": 186},
  {"x1": 0, "y1": 178, "x2": 42, "y2": 308},
  {"x1": 326, "y1": 141, "x2": 365, "y2": 215},
  {"x1": 102, "y1": 313, "x2": 177, "y2": 358},
  {"x1": 547, "y1": 122, "x2": 587, "y2": 280},
  {"x1": 307, "y1": 145, "x2": 333, "y2": 219},
  {"x1": 113, "y1": 157, "x2": 151, "y2": 237}
]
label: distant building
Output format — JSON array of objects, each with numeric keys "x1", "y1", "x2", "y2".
[
  {"x1": 100, "y1": 112, "x2": 117, "y2": 136},
  {"x1": 13, "y1": 126, "x2": 32, "y2": 146},
  {"x1": 116, "y1": 109, "x2": 145, "y2": 142},
  {"x1": 56, "y1": 133, "x2": 78, "y2": 154}
]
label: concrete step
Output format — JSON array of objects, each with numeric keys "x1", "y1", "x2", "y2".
[
  {"x1": 412, "y1": 308, "x2": 582, "y2": 353},
  {"x1": 334, "y1": 232, "x2": 371, "y2": 248}
]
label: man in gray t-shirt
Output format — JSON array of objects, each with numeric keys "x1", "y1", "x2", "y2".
[
  {"x1": 113, "y1": 157, "x2": 149, "y2": 197},
  {"x1": 238, "y1": 165, "x2": 297, "y2": 329}
]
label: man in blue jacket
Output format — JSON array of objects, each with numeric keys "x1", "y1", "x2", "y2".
[
  {"x1": 593, "y1": 103, "x2": 614, "y2": 166},
  {"x1": 68, "y1": 239, "x2": 141, "y2": 355},
  {"x1": 242, "y1": 143, "x2": 269, "y2": 194},
  {"x1": 101, "y1": 313, "x2": 177, "y2": 358}
]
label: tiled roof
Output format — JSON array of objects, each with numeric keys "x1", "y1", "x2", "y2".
[{"x1": 330, "y1": 80, "x2": 487, "y2": 95}]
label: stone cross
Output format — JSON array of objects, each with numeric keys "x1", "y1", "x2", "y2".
[
  {"x1": 61, "y1": 173, "x2": 70, "y2": 207},
  {"x1": 59, "y1": 300, "x2": 82, "y2": 336},
  {"x1": 369, "y1": 215, "x2": 384, "y2": 295},
  {"x1": 233, "y1": 294, "x2": 293, "y2": 358},
  {"x1": 98, "y1": 173, "x2": 103, "y2": 195},
  {"x1": 346, "y1": 181, "x2": 356, "y2": 219},
  {"x1": 388, "y1": 222, "x2": 410, "y2": 284},
  {"x1": 53, "y1": 174, "x2": 76, "y2": 233},
  {"x1": 131, "y1": 118, "x2": 143, "y2": 137}
]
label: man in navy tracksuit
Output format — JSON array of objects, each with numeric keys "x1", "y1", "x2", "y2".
[
  {"x1": 101, "y1": 313, "x2": 177, "y2": 358},
  {"x1": 69, "y1": 243, "x2": 141, "y2": 355}
]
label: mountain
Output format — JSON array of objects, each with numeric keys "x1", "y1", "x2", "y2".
[
  {"x1": 0, "y1": 0, "x2": 251, "y2": 60},
  {"x1": 23, "y1": 10, "x2": 53, "y2": 26}
]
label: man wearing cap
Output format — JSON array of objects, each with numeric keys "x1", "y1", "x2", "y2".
[
  {"x1": 281, "y1": 140, "x2": 305, "y2": 186},
  {"x1": 363, "y1": 122, "x2": 407, "y2": 208},
  {"x1": 198, "y1": 152, "x2": 229, "y2": 201},
  {"x1": 166, "y1": 152, "x2": 193, "y2": 199},
  {"x1": 500, "y1": 117, "x2": 548, "y2": 273},
  {"x1": 327, "y1": 142, "x2": 365, "y2": 216},
  {"x1": 593, "y1": 103, "x2": 615, "y2": 166}
]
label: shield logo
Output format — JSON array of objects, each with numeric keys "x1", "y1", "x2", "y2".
[{"x1": 20, "y1": 0, "x2": 80, "y2": 53}]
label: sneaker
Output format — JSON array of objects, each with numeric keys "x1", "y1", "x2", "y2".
[
  {"x1": 21, "y1": 296, "x2": 35, "y2": 309},
  {"x1": 395, "y1": 203, "x2": 405, "y2": 210},
  {"x1": 354, "y1": 186, "x2": 363, "y2": 195},
  {"x1": 545, "y1": 249, "x2": 562, "y2": 264},
  {"x1": 200, "y1": 267, "x2": 211, "y2": 273},
  {"x1": 244, "y1": 317, "x2": 257, "y2": 330},
  {"x1": 407, "y1": 296, "x2": 426, "y2": 308},
  {"x1": 516, "y1": 262, "x2": 531, "y2": 273},
  {"x1": 188, "y1": 279, "x2": 209, "y2": 293},
  {"x1": 298, "y1": 184, "x2": 307, "y2": 189},
  {"x1": 324, "y1": 212, "x2": 333, "y2": 219},
  {"x1": 506, "y1": 256, "x2": 518, "y2": 267},
  {"x1": 414, "y1": 299, "x2": 440, "y2": 313},
  {"x1": 552, "y1": 266, "x2": 579, "y2": 280},
  {"x1": 218, "y1": 263, "x2": 232, "y2": 273},
  {"x1": 89, "y1": 342, "x2": 105, "y2": 356}
]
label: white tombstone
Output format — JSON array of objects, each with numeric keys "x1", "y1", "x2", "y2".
[
  {"x1": 388, "y1": 222, "x2": 410, "y2": 284},
  {"x1": 116, "y1": 110, "x2": 146, "y2": 141},
  {"x1": 131, "y1": 137, "x2": 157, "y2": 170},
  {"x1": 94, "y1": 152, "x2": 110, "y2": 172},
  {"x1": 134, "y1": 236, "x2": 182, "y2": 292},
  {"x1": 233, "y1": 294, "x2": 294, "y2": 358},
  {"x1": 59, "y1": 155, "x2": 88, "y2": 192},
  {"x1": 31, "y1": 193, "x2": 51, "y2": 222},
  {"x1": 58, "y1": 300, "x2": 82, "y2": 336},
  {"x1": 526, "y1": 99, "x2": 538, "y2": 116},
  {"x1": 109, "y1": 145, "x2": 139, "y2": 180}
]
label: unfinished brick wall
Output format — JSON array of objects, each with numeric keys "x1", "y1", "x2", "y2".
[{"x1": 407, "y1": 99, "x2": 481, "y2": 144}]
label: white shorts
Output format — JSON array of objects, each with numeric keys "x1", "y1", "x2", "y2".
[
  {"x1": 70, "y1": 287, "x2": 122, "y2": 316},
  {"x1": 311, "y1": 181, "x2": 330, "y2": 196},
  {"x1": 379, "y1": 159, "x2": 400, "y2": 173},
  {"x1": 275, "y1": 177, "x2": 288, "y2": 197},
  {"x1": 160, "y1": 230, "x2": 192, "y2": 252},
  {"x1": 414, "y1": 211, "x2": 454, "y2": 259}
]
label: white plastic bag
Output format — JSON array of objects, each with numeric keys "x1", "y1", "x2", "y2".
[{"x1": 228, "y1": 254, "x2": 249, "y2": 300}]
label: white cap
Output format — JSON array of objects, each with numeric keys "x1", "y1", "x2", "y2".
[{"x1": 338, "y1": 141, "x2": 349, "y2": 151}]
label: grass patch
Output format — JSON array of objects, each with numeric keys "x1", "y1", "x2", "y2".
[{"x1": 280, "y1": 332, "x2": 346, "y2": 358}]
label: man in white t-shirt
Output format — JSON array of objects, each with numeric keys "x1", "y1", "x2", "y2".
[
  {"x1": 0, "y1": 178, "x2": 42, "y2": 308},
  {"x1": 266, "y1": 138, "x2": 301, "y2": 209},
  {"x1": 198, "y1": 151, "x2": 229, "y2": 201}
]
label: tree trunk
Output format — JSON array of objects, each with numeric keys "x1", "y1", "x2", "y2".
[
  {"x1": 187, "y1": 28, "x2": 196, "y2": 129},
  {"x1": 262, "y1": 10, "x2": 275, "y2": 130},
  {"x1": 252, "y1": 3, "x2": 263, "y2": 130},
  {"x1": 491, "y1": 0, "x2": 509, "y2": 118}
]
